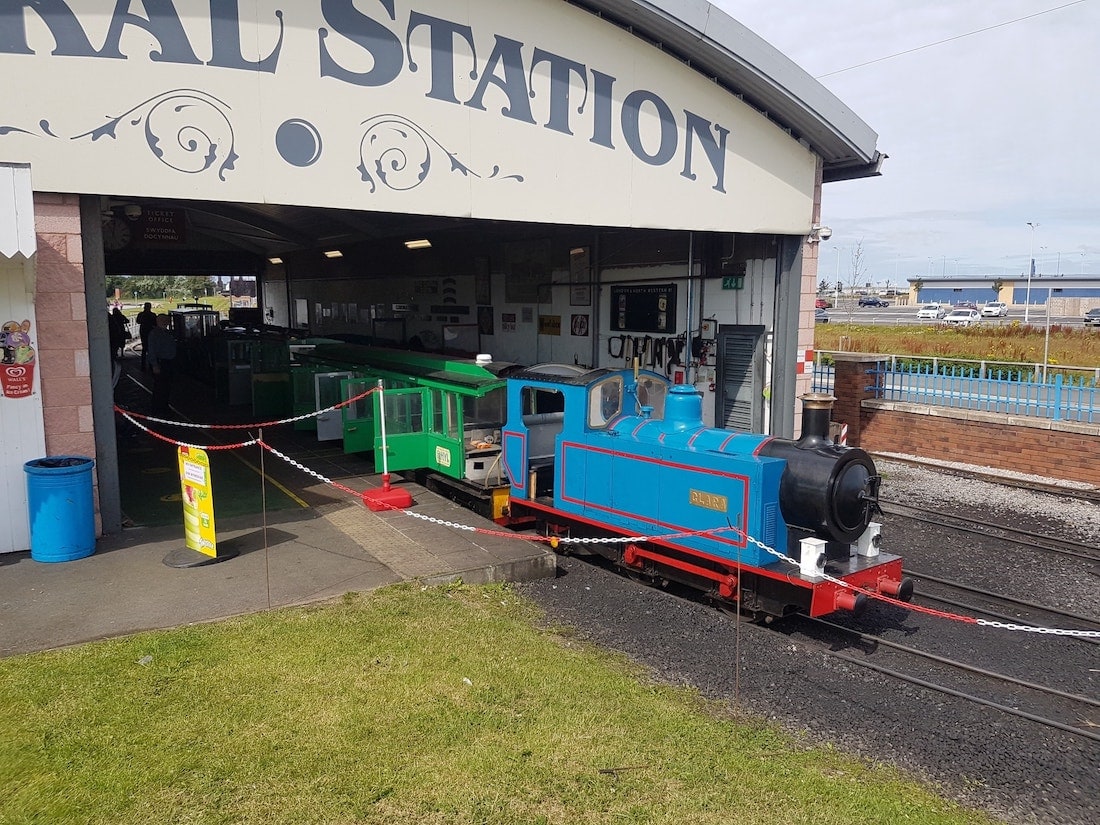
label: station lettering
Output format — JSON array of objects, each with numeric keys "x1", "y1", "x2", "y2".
[{"x1": 0, "y1": 0, "x2": 728, "y2": 192}]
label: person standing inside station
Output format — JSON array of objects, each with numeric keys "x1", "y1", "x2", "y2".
[
  {"x1": 108, "y1": 307, "x2": 129, "y2": 360},
  {"x1": 146, "y1": 314, "x2": 177, "y2": 415},
  {"x1": 135, "y1": 302, "x2": 157, "y2": 370}
]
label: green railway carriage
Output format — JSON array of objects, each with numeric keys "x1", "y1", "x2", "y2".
[{"x1": 291, "y1": 344, "x2": 518, "y2": 492}]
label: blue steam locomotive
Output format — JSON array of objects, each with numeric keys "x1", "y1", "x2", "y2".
[{"x1": 497, "y1": 367, "x2": 912, "y2": 620}]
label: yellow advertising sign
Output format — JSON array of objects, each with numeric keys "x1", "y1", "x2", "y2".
[{"x1": 178, "y1": 446, "x2": 217, "y2": 558}]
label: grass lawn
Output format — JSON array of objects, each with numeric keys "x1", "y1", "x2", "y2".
[
  {"x1": 815, "y1": 321, "x2": 1099, "y2": 370},
  {"x1": 0, "y1": 584, "x2": 992, "y2": 825}
]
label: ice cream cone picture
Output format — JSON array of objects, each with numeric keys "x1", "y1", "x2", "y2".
[{"x1": 0, "y1": 319, "x2": 36, "y2": 399}]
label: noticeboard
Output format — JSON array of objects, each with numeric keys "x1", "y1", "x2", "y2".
[{"x1": 609, "y1": 283, "x2": 677, "y2": 334}]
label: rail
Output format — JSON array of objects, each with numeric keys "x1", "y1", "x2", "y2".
[{"x1": 811, "y1": 353, "x2": 1100, "y2": 424}]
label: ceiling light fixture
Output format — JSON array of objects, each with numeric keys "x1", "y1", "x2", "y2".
[
  {"x1": 267, "y1": 256, "x2": 283, "y2": 265},
  {"x1": 404, "y1": 239, "x2": 432, "y2": 249},
  {"x1": 323, "y1": 249, "x2": 343, "y2": 258}
]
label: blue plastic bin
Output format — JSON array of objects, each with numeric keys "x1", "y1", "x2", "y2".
[{"x1": 24, "y1": 455, "x2": 96, "y2": 563}]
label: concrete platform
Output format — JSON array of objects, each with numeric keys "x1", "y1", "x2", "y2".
[
  {"x1": 0, "y1": 476, "x2": 555, "y2": 657},
  {"x1": 1, "y1": 355, "x2": 555, "y2": 657}
]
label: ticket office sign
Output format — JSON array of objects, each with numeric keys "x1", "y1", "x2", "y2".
[{"x1": 178, "y1": 446, "x2": 217, "y2": 557}]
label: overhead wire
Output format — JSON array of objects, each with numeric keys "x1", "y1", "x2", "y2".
[{"x1": 816, "y1": 0, "x2": 1089, "y2": 78}]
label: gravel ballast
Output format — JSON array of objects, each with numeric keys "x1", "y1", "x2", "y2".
[{"x1": 516, "y1": 459, "x2": 1100, "y2": 825}]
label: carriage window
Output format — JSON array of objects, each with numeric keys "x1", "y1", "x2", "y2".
[
  {"x1": 463, "y1": 388, "x2": 506, "y2": 444},
  {"x1": 588, "y1": 377, "x2": 623, "y2": 428},
  {"x1": 635, "y1": 377, "x2": 668, "y2": 419}
]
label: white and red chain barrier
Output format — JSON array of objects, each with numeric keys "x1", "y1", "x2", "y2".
[{"x1": 113, "y1": 397, "x2": 1100, "y2": 639}]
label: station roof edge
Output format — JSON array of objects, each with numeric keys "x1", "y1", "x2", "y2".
[{"x1": 576, "y1": 0, "x2": 883, "y2": 181}]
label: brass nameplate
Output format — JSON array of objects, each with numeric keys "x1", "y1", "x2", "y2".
[{"x1": 689, "y1": 489, "x2": 727, "y2": 512}]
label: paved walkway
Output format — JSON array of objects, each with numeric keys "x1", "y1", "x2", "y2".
[
  {"x1": 1, "y1": 474, "x2": 554, "y2": 657},
  {"x1": 1, "y1": 355, "x2": 554, "y2": 657}
]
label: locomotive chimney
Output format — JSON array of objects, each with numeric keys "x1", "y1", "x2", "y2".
[
  {"x1": 798, "y1": 393, "x2": 836, "y2": 448},
  {"x1": 663, "y1": 384, "x2": 704, "y2": 430}
]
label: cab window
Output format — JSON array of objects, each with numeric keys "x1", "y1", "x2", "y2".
[
  {"x1": 588, "y1": 377, "x2": 623, "y2": 428},
  {"x1": 635, "y1": 377, "x2": 667, "y2": 419}
]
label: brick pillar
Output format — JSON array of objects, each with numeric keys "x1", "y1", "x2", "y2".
[{"x1": 830, "y1": 353, "x2": 888, "y2": 447}]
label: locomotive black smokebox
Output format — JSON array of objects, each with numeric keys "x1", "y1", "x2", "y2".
[{"x1": 758, "y1": 393, "x2": 881, "y2": 563}]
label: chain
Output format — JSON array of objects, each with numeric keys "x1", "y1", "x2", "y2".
[
  {"x1": 114, "y1": 386, "x2": 377, "y2": 430},
  {"x1": 976, "y1": 620, "x2": 1100, "y2": 637},
  {"x1": 120, "y1": 411, "x2": 257, "y2": 451},
  {"x1": 257, "y1": 441, "x2": 360, "y2": 497},
  {"x1": 129, "y1": 414, "x2": 1100, "y2": 639}
]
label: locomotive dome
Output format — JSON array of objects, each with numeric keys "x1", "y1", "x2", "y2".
[{"x1": 0, "y1": 1, "x2": 882, "y2": 552}]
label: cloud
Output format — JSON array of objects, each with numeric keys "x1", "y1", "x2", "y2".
[{"x1": 709, "y1": 0, "x2": 1100, "y2": 278}]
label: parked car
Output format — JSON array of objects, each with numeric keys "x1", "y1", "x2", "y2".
[
  {"x1": 942, "y1": 308, "x2": 981, "y2": 327},
  {"x1": 815, "y1": 298, "x2": 831, "y2": 309},
  {"x1": 955, "y1": 301, "x2": 978, "y2": 310},
  {"x1": 814, "y1": 308, "x2": 829, "y2": 323},
  {"x1": 981, "y1": 301, "x2": 1008, "y2": 317},
  {"x1": 858, "y1": 296, "x2": 889, "y2": 308},
  {"x1": 1084, "y1": 308, "x2": 1100, "y2": 326},
  {"x1": 916, "y1": 304, "x2": 945, "y2": 320}
]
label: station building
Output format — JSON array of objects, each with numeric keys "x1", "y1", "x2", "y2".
[{"x1": 0, "y1": 0, "x2": 883, "y2": 553}]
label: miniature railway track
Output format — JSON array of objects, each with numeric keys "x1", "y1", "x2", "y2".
[
  {"x1": 879, "y1": 499, "x2": 1100, "y2": 564},
  {"x1": 907, "y1": 568, "x2": 1100, "y2": 643},
  {"x1": 801, "y1": 616, "x2": 1100, "y2": 744},
  {"x1": 873, "y1": 455, "x2": 1100, "y2": 505}
]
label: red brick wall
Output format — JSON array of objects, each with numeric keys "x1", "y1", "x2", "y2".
[
  {"x1": 857, "y1": 404, "x2": 1097, "y2": 486},
  {"x1": 829, "y1": 353, "x2": 1098, "y2": 486},
  {"x1": 33, "y1": 193, "x2": 98, "y2": 487}
]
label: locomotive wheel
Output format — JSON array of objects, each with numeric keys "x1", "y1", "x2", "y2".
[
  {"x1": 622, "y1": 566, "x2": 667, "y2": 588},
  {"x1": 713, "y1": 599, "x2": 773, "y2": 624}
]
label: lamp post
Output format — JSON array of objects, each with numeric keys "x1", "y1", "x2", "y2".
[
  {"x1": 834, "y1": 246, "x2": 841, "y2": 305},
  {"x1": 1025, "y1": 221, "x2": 1039, "y2": 323}
]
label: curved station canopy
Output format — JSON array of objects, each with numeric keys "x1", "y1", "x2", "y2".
[{"x1": 0, "y1": 0, "x2": 881, "y2": 254}]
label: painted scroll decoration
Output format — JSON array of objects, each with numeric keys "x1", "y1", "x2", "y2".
[
  {"x1": 72, "y1": 89, "x2": 239, "y2": 181},
  {"x1": 357, "y1": 114, "x2": 524, "y2": 192}
]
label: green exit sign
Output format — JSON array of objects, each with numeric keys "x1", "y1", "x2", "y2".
[{"x1": 721, "y1": 275, "x2": 745, "y2": 290}]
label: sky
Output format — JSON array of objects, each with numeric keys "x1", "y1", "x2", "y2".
[{"x1": 709, "y1": 0, "x2": 1100, "y2": 288}]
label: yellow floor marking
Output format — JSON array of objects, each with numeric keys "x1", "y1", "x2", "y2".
[{"x1": 124, "y1": 373, "x2": 309, "y2": 509}]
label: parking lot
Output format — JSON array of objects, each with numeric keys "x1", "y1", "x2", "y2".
[{"x1": 819, "y1": 301, "x2": 1087, "y2": 327}]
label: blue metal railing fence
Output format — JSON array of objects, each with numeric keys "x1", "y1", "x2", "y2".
[{"x1": 811, "y1": 354, "x2": 1099, "y2": 424}]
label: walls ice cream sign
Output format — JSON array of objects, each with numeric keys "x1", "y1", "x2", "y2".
[{"x1": 1, "y1": 319, "x2": 36, "y2": 398}]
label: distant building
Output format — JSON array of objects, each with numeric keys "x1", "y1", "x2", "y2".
[{"x1": 907, "y1": 276, "x2": 1100, "y2": 307}]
